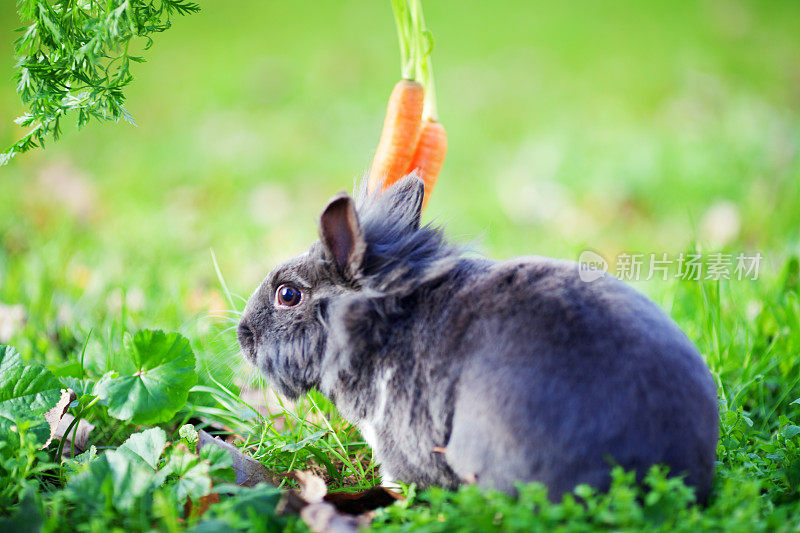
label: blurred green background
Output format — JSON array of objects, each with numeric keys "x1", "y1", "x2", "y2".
[{"x1": 0, "y1": 0, "x2": 798, "y2": 365}]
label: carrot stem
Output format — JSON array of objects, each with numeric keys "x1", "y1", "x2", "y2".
[
  {"x1": 408, "y1": 0, "x2": 438, "y2": 121},
  {"x1": 390, "y1": 0, "x2": 414, "y2": 80},
  {"x1": 380, "y1": 0, "x2": 445, "y2": 209}
]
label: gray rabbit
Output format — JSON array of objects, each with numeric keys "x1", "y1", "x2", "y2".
[{"x1": 237, "y1": 175, "x2": 719, "y2": 502}]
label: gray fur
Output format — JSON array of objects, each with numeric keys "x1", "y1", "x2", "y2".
[{"x1": 238, "y1": 175, "x2": 719, "y2": 502}]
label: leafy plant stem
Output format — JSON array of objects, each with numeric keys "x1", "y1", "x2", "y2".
[{"x1": 56, "y1": 415, "x2": 80, "y2": 465}]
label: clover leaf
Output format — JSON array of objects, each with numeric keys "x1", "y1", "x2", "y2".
[{"x1": 94, "y1": 330, "x2": 197, "y2": 425}]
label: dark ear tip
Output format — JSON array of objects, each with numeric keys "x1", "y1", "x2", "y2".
[
  {"x1": 386, "y1": 174, "x2": 425, "y2": 206},
  {"x1": 318, "y1": 190, "x2": 365, "y2": 276},
  {"x1": 323, "y1": 192, "x2": 353, "y2": 209},
  {"x1": 320, "y1": 193, "x2": 355, "y2": 223},
  {"x1": 387, "y1": 173, "x2": 425, "y2": 213},
  {"x1": 394, "y1": 173, "x2": 425, "y2": 192}
]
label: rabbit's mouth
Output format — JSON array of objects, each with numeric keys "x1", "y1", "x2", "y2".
[{"x1": 255, "y1": 349, "x2": 307, "y2": 400}]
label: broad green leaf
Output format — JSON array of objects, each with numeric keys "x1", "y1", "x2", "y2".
[
  {"x1": 60, "y1": 376, "x2": 96, "y2": 402},
  {"x1": 0, "y1": 344, "x2": 63, "y2": 443},
  {"x1": 64, "y1": 453, "x2": 114, "y2": 513},
  {"x1": 0, "y1": 489, "x2": 43, "y2": 533},
  {"x1": 94, "y1": 330, "x2": 197, "y2": 425},
  {"x1": 66, "y1": 450, "x2": 157, "y2": 514},
  {"x1": 784, "y1": 425, "x2": 800, "y2": 439},
  {"x1": 280, "y1": 429, "x2": 328, "y2": 452},
  {"x1": 199, "y1": 442, "x2": 235, "y2": 483},
  {"x1": 117, "y1": 427, "x2": 168, "y2": 471},
  {"x1": 62, "y1": 445, "x2": 98, "y2": 480},
  {"x1": 192, "y1": 483, "x2": 287, "y2": 532},
  {"x1": 106, "y1": 450, "x2": 159, "y2": 512},
  {"x1": 161, "y1": 442, "x2": 234, "y2": 505},
  {"x1": 162, "y1": 446, "x2": 212, "y2": 505},
  {"x1": 74, "y1": 445, "x2": 98, "y2": 465}
]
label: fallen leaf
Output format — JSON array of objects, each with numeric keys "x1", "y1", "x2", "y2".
[
  {"x1": 197, "y1": 431, "x2": 397, "y2": 532},
  {"x1": 300, "y1": 502, "x2": 368, "y2": 533},
  {"x1": 324, "y1": 487, "x2": 402, "y2": 515},
  {"x1": 276, "y1": 488, "x2": 309, "y2": 516},
  {"x1": 184, "y1": 491, "x2": 220, "y2": 517},
  {"x1": 197, "y1": 429, "x2": 282, "y2": 487},
  {"x1": 292, "y1": 470, "x2": 327, "y2": 504},
  {"x1": 285, "y1": 473, "x2": 399, "y2": 531},
  {"x1": 42, "y1": 389, "x2": 76, "y2": 449},
  {"x1": 54, "y1": 414, "x2": 95, "y2": 455}
]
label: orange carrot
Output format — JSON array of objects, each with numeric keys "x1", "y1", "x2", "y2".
[
  {"x1": 407, "y1": 119, "x2": 447, "y2": 210},
  {"x1": 368, "y1": 79, "x2": 425, "y2": 193}
]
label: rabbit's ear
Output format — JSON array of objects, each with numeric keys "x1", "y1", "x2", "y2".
[
  {"x1": 385, "y1": 173, "x2": 425, "y2": 230},
  {"x1": 319, "y1": 193, "x2": 366, "y2": 277}
]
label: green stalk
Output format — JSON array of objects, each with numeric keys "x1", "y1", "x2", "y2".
[
  {"x1": 390, "y1": 0, "x2": 439, "y2": 119},
  {"x1": 56, "y1": 416, "x2": 81, "y2": 464},
  {"x1": 409, "y1": 0, "x2": 438, "y2": 120},
  {"x1": 390, "y1": 0, "x2": 414, "y2": 80}
]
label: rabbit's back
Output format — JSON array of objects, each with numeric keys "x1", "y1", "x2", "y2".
[{"x1": 441, "y1": 256, "x2": 718, "y2": 501}]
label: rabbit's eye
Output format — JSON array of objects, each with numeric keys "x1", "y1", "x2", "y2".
[{"x1": 275, "y1": 284, "x2": 302, "y2": 307}]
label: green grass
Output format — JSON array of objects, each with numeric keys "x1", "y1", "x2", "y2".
[{"x1": 1, "y1": 0, "x2": 799, "y2": 530}]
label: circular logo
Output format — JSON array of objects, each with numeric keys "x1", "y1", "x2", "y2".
[{"x1": 578, "y1": 250, "x2": 608, "y2": 283}]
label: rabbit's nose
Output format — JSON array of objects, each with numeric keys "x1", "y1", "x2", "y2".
[{"x1": 237, "y1": 319, "x2": 256, "y2": 362}]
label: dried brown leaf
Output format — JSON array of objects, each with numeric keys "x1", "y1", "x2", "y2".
[
  {"x1": 324, "y1": 486, "x2": 402, "y2": 515},
  {"x1": 197, "y1": 429, "x2": 282, "y2": 486},
  {"x1": 55, "y1": 413, "x2": 95, "y2": 455},
  {"x1": 196, "y1": 430, "x2": 396, "y2": 532},
  {"x1": 300, "y1": 502, "x2": 368, "y2": 533},
  {"x1": 41, "y1": 389, "x2": 76, "y2": 450},
  {"x1": 276, "y1": 489, "x2": 309, "y2": 516},
  {"x1": 292, "y1": 470, "x2": 328, "y2": 503},
  {"x1": 184, "y1": 491, "x2": 220, "y2": 518}
]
